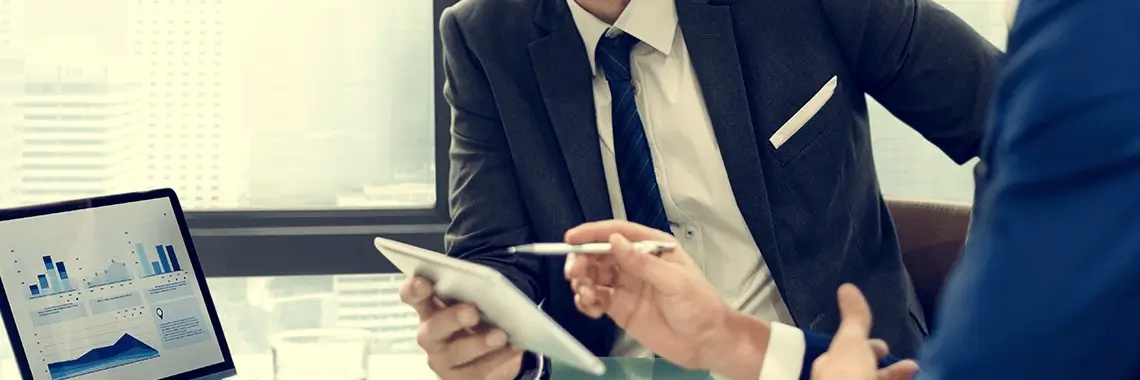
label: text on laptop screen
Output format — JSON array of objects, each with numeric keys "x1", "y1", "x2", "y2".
[{"x1": 0, "y1": 197, "x2": 225, "y2": 380}]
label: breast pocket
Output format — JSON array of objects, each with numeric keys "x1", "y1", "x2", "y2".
[{"x1": 770, "y1": 76, "x2": 839, "y2": 165}]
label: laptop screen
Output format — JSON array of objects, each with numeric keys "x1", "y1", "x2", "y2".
[{"x1": 0, "y1": 191, "x2": 233, "y2": 380}]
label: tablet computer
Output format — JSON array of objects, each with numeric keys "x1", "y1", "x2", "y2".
[
  {"x1": 0, "y1": 189, "x2": 237, "y2": 380},
  {"x1": 373, "y1": 237, "x2": 605, "y2": 376}
]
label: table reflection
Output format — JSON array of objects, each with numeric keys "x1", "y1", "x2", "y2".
[
  {"x1": 0, "y1": 354, "x2": 438, "y2": 380},
  {"x1": 0, "y1": 354, "x2": 717, "y2": 379}
]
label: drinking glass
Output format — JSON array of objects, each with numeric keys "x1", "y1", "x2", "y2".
[{"x1": 270, "y1": 328, "x2": 371, "y2": 380}]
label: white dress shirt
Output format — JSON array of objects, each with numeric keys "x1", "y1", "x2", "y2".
[{"x1": 566, "y1": 1, "x2": 807, "y2": 379}]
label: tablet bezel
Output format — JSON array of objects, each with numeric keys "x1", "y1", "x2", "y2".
[{"x1": 0, "y1": 189, "x2": 237, "y2": 380}]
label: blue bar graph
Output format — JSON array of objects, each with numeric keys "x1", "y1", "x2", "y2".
[
  {"x1": 43, "y1": 256, "x2": 62, "y2": 292},
  {"x1": 156, "y1": 245, "x2": 171, "y2": 273},
  {"x1": 27, "y1": 255, "x2": 77, "y2": 299},
  {"x1": 139, "y1": 243, "x2": 182, "y2": 278},
  {"x1": 165, "y1": 245, "x2": 181, "y2": 272},
  {"x1": 57, "y1": 262, "x2": 72, "y2": 292}
]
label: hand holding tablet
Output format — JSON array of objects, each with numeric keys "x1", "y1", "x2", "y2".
[
  {"x1": 378, "y1": 238, "x2": 606, "y2": 378},
  {"x1": 397, "y1": 275, "x2": 525, "y2": 380}
]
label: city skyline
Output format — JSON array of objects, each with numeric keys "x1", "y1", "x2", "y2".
[{"x1": 0, "y1": 0, "x2": 436, "y2": 211}]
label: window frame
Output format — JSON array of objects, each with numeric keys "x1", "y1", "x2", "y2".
[{"x1": 186, "y1": 0, "x2": 456, "y2": 278}]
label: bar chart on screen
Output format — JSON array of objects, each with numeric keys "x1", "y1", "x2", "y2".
[
  {"x1": 0, "y1": 199, "x2": 227, "y2": 380},
  {"x1": 134, "y1": 242, "x2": 184, "y2": 279},
  {"x1": 13, "y1": 254, "x2": 78, "y2": 300}
]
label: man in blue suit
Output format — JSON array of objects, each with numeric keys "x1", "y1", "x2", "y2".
[{"x1": 564, "y1": 0, "x2": 1140, "y2": 377}]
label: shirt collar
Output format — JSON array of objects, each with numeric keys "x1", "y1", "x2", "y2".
[{"x1": 566, "y1": 0, "x2": 678, "y2": 76}]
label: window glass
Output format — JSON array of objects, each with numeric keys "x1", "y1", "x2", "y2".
[
  {"x1": 871, "y1": 0, "x2": 1009, "y2": 203},
  {"x1": 0, "y1": 0, "x2": 435, "y2": 211}
]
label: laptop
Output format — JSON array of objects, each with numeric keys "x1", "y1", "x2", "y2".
[{"x1": 0, "y1": 189, "x2": 237, "y2": 380}]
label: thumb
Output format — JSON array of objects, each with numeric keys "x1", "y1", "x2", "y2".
[
  {"x1": 609, "y1": 233, "x2": 685, "y2": 294},
  {"x1": 878, "y1": 360, "x2": 919, "y2": 380},
  {"x1": 832, "y1": 284, "x2": 873, "y2": 346}
]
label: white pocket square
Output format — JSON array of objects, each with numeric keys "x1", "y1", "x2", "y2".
[{"x1": 770, "y1": 76, "x2": 838, "y2": 149}]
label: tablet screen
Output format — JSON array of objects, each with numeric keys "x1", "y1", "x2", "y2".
[{"x1": 0, "y1": 196, "x2": 227, "y2": 380}]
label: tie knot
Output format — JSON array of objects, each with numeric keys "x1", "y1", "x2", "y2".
[
  {"x1": 596, "y1": 32, "x2": 640, "y2": 82},
  {"x1": 598, "y1": 32, "x2": 640, "y2": 53}
]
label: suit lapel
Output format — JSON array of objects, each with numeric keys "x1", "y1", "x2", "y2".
[
  {"x1": 677, "y1": 1, "x2": 785, "y2": 274},
  {"x1": 529, "y1": 0, "x2": 612, "y2": 223},
  {"x1": 529, "y1": 0, "x2": 618, "y2": 356}
]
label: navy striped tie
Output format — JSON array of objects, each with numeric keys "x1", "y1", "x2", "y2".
[{"x1": 597, "y1": 33, "x2": 672, "y2": 234}]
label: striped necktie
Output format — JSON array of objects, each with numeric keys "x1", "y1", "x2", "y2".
[{"x1": 596, "y1": 32, "x2": 671, "y2": 234}]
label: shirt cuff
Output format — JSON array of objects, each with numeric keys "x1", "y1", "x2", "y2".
[
  {"x1": 518, "y1": 352, "x2": 546, "y2": 380},
  {"x1": 532, "y1": 353, "x2": 545, "y2": 379},
  {"x1": 757, "y1": 322, "x2": 806, "y2": 380}
]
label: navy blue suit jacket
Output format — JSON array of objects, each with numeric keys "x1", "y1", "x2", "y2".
[
  {"x1": 915, "y1": 0, "x2": 1140, "y2": 378},
  {"x1": 799, "y1": 0, "x2": 1140, "y2": 378}
]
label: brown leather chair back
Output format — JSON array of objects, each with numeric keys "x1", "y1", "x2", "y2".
[{"x1": 887, "y1": 198, "x2": 971, "y2": 328}]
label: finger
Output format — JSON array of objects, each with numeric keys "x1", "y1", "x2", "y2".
[
  {"x1": 575, "y1": 293, "x2": 605, "y2": 318},
  {"x1": 595, "y1": 256, "x2": 618, "y2": 287},
  {"x1": 575, "y1": 281, "x2": 599, "y2": 305},
  {"x1": 594, "y1": 285, "x2": 614, "y2": 307},
  {"x1": 809, "y1": 354, "x2": 829, "y2": 380},
  {"x1": 573, "y1": 282, "x2": 614, "y2": 319},
  {"x1": 609, "y1": 233, "x2": 684, "y2": 294},
  {"x1": 443, "y1": 347, "x2": 524, "y2": 379},
  {"x1": 567, "y1": 254, "x2": 619, "y2": 290},
  {"x1": 571, "y1": 277, "x2": 594, "y2": 292},
  {"x1": 580, "y1": 283, "x2": 615, "y2": 311},
  {"x1": 877, "y1": 360, "x2": 919, "y2": 380},
  {"x1": 400, "y1": 276, "x2": 441, "y2": 320},
  {"x1": 869, "y1": 338, "x2": 889, "y2": 360},
  {"x1": 564, "y1": 253, "x2": 591, "y2": 279},
  {"x1": 570, "y1": 278, "x2": 606, "y2": 317},
  {"x1": 440, "y1": 327, "x2": 511, "y2": 367},
  {"x1": 417, "y1": 303, "x2": 481, "y2": 351},
  {"x1": 832, "y1": 283, "x2": 873, "y2": 345},
  {"x1": 571, "y1": 277, "x2": 596, "y2": 298},
  {"x1": 565, "y1": 219, "x2": 674, "y2": 245}
]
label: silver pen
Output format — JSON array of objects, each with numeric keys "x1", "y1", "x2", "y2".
[{"x1": 506, "y1": 241, "x2": 678, "y2": 255}]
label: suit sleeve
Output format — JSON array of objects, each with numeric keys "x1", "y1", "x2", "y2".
[
  {"x1": 440, "y1": 10, "x2": 550, "y2": 379},
  {"x1": 439, "y1": 9, "x2": 546, "y2": 303},
  {"x1": 915, "y1": 0, "x2": 1140, "y2": 379},
  {"x1": 819, "y1": 0, "x2": 1002, "y2": 164}
]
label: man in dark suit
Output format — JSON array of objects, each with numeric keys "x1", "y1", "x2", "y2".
[
  {"x1": 564, "y1": 0, "x2": 1140, "y2": 379},
  {"x1": 398, "y1": 0, "x2": 1000, "y2": 378}
]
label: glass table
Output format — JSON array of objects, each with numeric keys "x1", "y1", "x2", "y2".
[
  {"x1": 233, "y1": 354, "x2": 715, "y2": 380},
  {"x1": 0, "y1": 354, "x2": 716, "y2": 380},
  {"x1": 551, "y1": 357, "x2": 714, "y2": 380}
]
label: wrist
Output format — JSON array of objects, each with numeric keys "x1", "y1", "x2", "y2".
[{"x1": 698, "y1": 312, "x2": 770, "y2": 380}]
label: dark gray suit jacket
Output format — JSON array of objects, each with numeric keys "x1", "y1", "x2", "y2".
[{"x1": 439, "y1": 0, "x2": 999, "y2": 375}]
